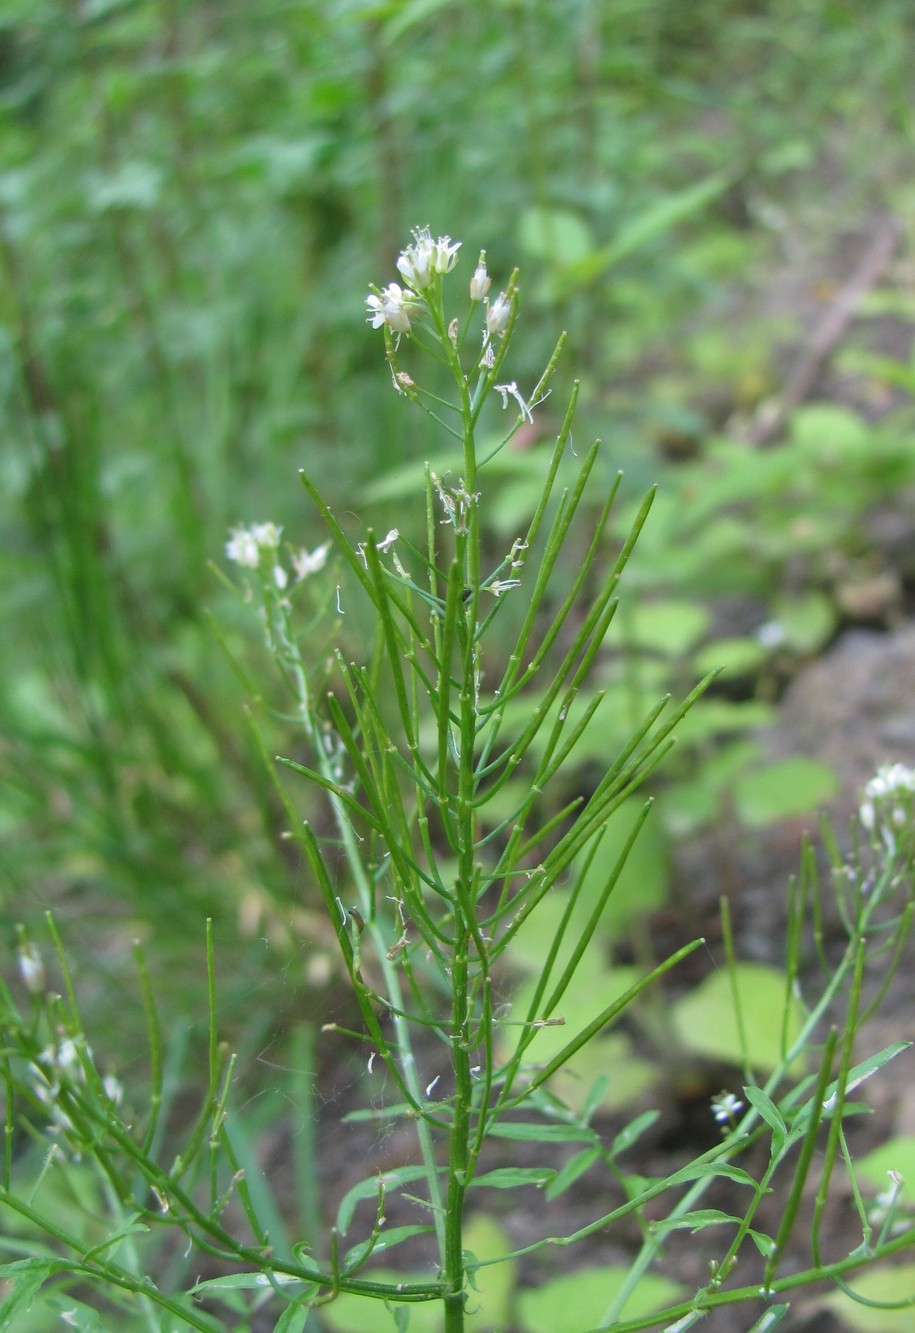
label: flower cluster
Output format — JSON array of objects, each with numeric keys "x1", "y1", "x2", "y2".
[
  {"x1": 365, "y1": 228, "x2": 513, "y2": 354},
  {"x1": 226, "y1": 523, "x2": 329, "y2": 591},
  {"x1": 396, "y1": 226, "x2": 461, "y2": 291},
  {"x1": 28, "y1": 1035, "x2": 123, "y2": 1157},
  {"x1": 859, "y1": 762, "x2": 915, "y2": 839}
]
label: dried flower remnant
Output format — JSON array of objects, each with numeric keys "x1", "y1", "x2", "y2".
[
  {"x1": 495, "y1": 380, "x2": 534, "y2": 423},
  {"x1": 290, "y1": 543, "x2": 330, "y2": 582}
]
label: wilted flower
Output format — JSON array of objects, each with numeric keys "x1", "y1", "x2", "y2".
[
  {"x1": 366, "y1": 282, "x2": 421, "y2": 335},
  {"x1": 495, "y1": 380, "x2": 534, "y2": 423},
  {"x1": 290, "y1": 543, "x2": 330, "y2": 582},
  {"x1": 485, "y1": 579, "x2": 521, "y2": 597}
]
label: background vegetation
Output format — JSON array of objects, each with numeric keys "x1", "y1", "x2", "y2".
[{"x1": 3, "y1": 1, "x2": 915, "y2": 1327}]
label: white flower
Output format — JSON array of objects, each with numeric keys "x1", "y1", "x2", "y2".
[
  {"x1": 860, "y1": 762, "x2": 915, "y2": 831},
  {"x1": 495, "y1": 381, "x2": 534, "y2": 423},
  {"x1": 18, "y1": 940, "x2": 45, "y2": 995},
  {"x1": 103, "y1": 1075, "x2": 124, "y2": 1106},
  {"x1": 756, "y1": 619, "x2": 787, "y2": 649},
  {"x1": 226, "y1": 523, "x2": 284, "y2": 571},
  {"x1": 470, "y1": 254, "x2": 491, "y2": 302},
  {"x1": 485, "y1": 291, "x2": 511, "y2": 337},
  {"x1": 273, "y1": 564, "x2": 288, "y2": 591},
  {"x1": 397, "y1": 226, "x2": 461, "y2": 290},
  {"x1": 290, "y1": 543, "x2": 330, "y2": 582},
  {"x1": 251, "y1": 522, "x2": 282, "y2": 549},
  {"x1": 711, "y1": 1091, "x2": 744, "y2": 1125},
  {"x1": 226, "y1": 526, "x2": 260, "y2": 569},
  {"x1": 366, "y1": 282, "x2": 420, "y2": 335}
]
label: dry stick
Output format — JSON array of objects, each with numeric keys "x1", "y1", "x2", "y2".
[{"x1": 744, "y1": 214, "x2": 899, "y2": 446}]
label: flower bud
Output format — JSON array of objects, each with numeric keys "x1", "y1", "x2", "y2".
[
  {"x1": 485, "y1": 291, "x2": 511, "y2": 338},
  {"x1": 470, "y1": 253, "x2": 491, "y2": 302},
  {"x1": 18, "y1": 939, "x2": 46, "y2": 995}
]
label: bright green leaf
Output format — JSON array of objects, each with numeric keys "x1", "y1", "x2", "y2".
[
  {"x1": 735, "y1": 757, "x2": 838, "y2": 826},
  {"x1": 672, "y1": 964, "x2": 804, "y2": 1074},
  {"x1": 516, "y1": 1264, "x2": 685, "y2": 1333}
]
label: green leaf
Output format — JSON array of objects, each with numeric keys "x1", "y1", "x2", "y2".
[
  {"x1": 488, "y1": 1122, "x2": 597, "y2": 1144},
  {"x1": 320, "y1": 1217, "x2": 515, "y2": 1333},
  {"x1": 788, "y1": 403, "x2": 871, "y2": 459},
  {"x1": 0, "y1": 1261, "x2": 58, "y2": 1327},
  {"x1": 693, "y1": 635, "x2": 768, "y2": 679},
  {"x1": 318, "y1": 1277, "x2": 442, "y2": 1333},
  {"x1": 343, "y1": 1226, "x2": 436, "y2": 1270},
  {"x1": 649, "y1": 1207, "x2": 740, "y2": 1235},
  {"x1": 274, "y1": 1302, "x2": 311, "y2": 1333},
  {"x1": 746, "y1": 1305, "x2": 791, "y2": 1331},
  {"x1": 857, "y1": 1136, "x2": 915, "y2": 1191},
  {"x1": 747, "y1": 1230, "x2": 777, "y2": 1260},
  {"x1": 571, "y1": 797, "x2": 669, "y2": 938},
  {"x1": 559, "y1": 175, "x2": 731, "y2": 288},
  {"x1": 823, "y1": 1264, "x2": 915, "y2": 1331},
  {"x1": 770, "y1": 590, "x2": 838, "y2": 655},
  {"x1": 672, "y1": 964, "x2": 804, "y2": 1074},
  {"x1": 336, "y1": 1167, "x2": 431, "y2": 1235},
  {"x1": 518, "y1": 207, "x2": 594, "y2": 264},
  {"x1": 516, "y1": 1265, "x2": 685, "y2": 1333},
  {"x1": 469, "y1": 1167, "x2": 556, "y2": 1189},
  {"x1": 612, "y1": 1109, "x2": 660, "y2": 1157},
  {"x1": 734, "y1": 757, "x2": 839, "y2": 827},
  {"x1": 545, "y1": 1146, "x2": 601, "y2": 1200},
  {"x1": 462, "y1": 1215, "x2": 517, "y2": 1333},
  {"x1": 624, "y1": 599, "x2": 711, "y2": 656},
  {"x1": 743, "y1": 1085, "x2": 787, "y2": 1147},
  {"x1": 191, "y1": 1271, "x2": 310, "y2": 1294},
  {"x1": 675, "y1": 698, "x2": 775, "y2": 744}
]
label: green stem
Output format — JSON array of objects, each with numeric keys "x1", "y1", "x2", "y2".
[
  {"x1": 444, "y1": 938, "x2": 471, "y2": 1333},
  {"x1": 274, "y1": 598, "x2": 447, "y2": 1262}
]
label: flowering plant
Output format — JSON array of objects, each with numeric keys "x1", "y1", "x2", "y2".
[{"x1": 1, "y1": 230, "x2": 914, "y2": 1333}]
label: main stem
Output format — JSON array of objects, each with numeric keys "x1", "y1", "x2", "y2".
[
  {"x1": 441, "y1": 358, "x2": 486, "y2": 1329},
  {"x1": 444, "y1": 937, "x2": 471, "y2": 1332}
]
